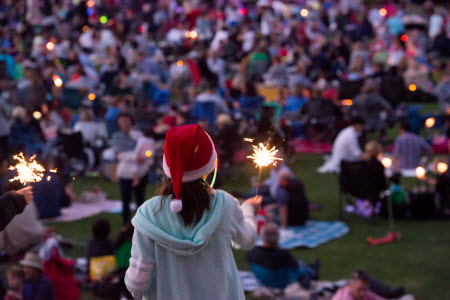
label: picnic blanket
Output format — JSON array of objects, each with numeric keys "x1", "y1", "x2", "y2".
[
  {"x1": 239, "y1": 271, "x2": 346, "y2": 298},
  {"x1": 239, "y1": 271, "x2": 415, "y2": 300},
  {"x1": 41, "y1": 200, "x2": 136, "y2": 223},
  {"x1": 256, "y1": 221, "x2": 350, "y2": 249},
  {"x1": 292, "y1": 139, "x2": 332, "y2": 154}
]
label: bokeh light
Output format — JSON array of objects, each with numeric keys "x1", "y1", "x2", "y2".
[
  {"x1": 437, "y1": 162, "x2": 448, "y2": 173},
  {"x1": 33, "y1": 111, "x2": 42, "y2": 120},
  {"x1": 177, "y1": 60, "x2": 183, "y2": 67},
  {"x1": 88, "y1": 93, "x2": 96, "y2": 101},
  {"x1": 53, "y1": 75, "x2": 63, "y2": 87},
  {"x1": 379, "y1": 8, "x2": 387, "y2": 16},
  {"x1": 401, "y1": 35, "x2": 408, "y2": 42},
  {"x1": 301, "y1": 9, "x2": 309, "y2": 17},
  {"x1": 425, "y1": 117, "x2": 435, "y2": 128},
  {"x1": 416, "y1": 167, "x2": 426, "y2": 179},
  {"x1": 189, "y1": 31, "x2": 198, "y2": 39},
  {"x1": 341, "y1": 99, "x2": 353, "y2": 106},
  {"x1": 145, "y1": 151, "x2": 152, "y2": 158},
  {"x1": 382, "y1": 157, "x2": 392, "y2": 168},
  {"x1": 409, "y1": 84, "x2": 417, "y2": 92},
  {"x1": 100, "y1": 16, "x2": 108, "y2": 24},
  {"x1": 46, "y1": 42, "x2": 54, "y2": 51}
]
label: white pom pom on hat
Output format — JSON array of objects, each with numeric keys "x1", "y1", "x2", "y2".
[
  {"x1": 170, "y1": 199, "x2": 183, "y2": 213},
  {"x1": 163, "y1": 124, "x2": 217, "y2": 213}
]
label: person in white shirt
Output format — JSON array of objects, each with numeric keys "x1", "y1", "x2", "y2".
[
  {"x1": 131, "y1": 128, "x2": 155, "y2": 187},
  {"x1": 73, "y1": 108, "x2": 107, "y2": 146},
  {"x1": 318, "y1": 117, "x2": 364, "y2": 173},
  {"x1": 240, "y1": 25, "x2": 255, "y2": 54}
]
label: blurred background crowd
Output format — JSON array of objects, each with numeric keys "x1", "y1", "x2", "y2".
[{"x1": 0, "y1": 0, "x2": 448, "y2": 299}]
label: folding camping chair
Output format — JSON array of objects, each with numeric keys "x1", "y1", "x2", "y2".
[
  {"x1": 193, "y1": 101, "x2": 215, "y2": 126},
  {"x1": 239, "y1": 95, "x2": 264, "y2": 122},
  {"x1": 338, "y1": 79, "x2": 364, "y2": 100},
  {"x1": 338, "y1": 160, "x2": 387, "y2": 220},
  {"x1": 249, "y1": 264, "x2": 299, "y2": 300},
  {"x1": 62, "y1": 87, "x2": 83, "y2": 109}
]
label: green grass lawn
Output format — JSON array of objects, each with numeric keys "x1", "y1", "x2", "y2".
[{"x1": 12, "y1": 154, "x2": 446, "y2": 299}]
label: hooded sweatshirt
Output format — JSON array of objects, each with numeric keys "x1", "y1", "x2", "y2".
[{"x1": 125, "y1": 190, "x2": 257, "y2": 300}]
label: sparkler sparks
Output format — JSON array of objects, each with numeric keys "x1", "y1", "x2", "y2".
[
  {"x1": 243, "y1": 138, "x2": 254, "y2": 142},
  {"x1": 247, "y1": 143, "x2": 283, "y2": 168},
  {"x1": 9, "y1": 153, "x2": 46, "y2": 185}
]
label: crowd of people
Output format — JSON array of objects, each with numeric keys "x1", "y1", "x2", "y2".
[{"x1": 0, "y1": 0, "x2": 449, "y2": 299}]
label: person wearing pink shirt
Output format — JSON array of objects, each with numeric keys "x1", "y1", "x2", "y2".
[{"x1": 332, "y1": 270, "x2": 385, "y2": 300}]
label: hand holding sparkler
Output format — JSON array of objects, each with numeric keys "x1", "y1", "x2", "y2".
[
  {"x1": 16, "y1": 186, "x2": 33, "y2": 205},
  {"x1": 242, "y1": 195, "x2": 262, "y2": 216}
]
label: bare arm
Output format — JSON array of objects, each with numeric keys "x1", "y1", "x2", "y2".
[{"x1": 279, "y1": 205, "x2": 288, "y2": 229}]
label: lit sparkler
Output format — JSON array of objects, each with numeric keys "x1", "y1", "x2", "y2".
[
  {"x1": 247, "y1": 143, "x2": 283, "y2": 195},
  {"x1": 9, "y1": 153, "x2": 46, "y2": 185},
  {"x1": 248, "y1": 143, "x2": 283, "y2": 168},
  {"x1": 243, "y1": 138, "x2": 254, "y2": 142}
]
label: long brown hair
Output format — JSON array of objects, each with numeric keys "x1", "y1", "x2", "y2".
[{"x1": 157, "y1": 178, "x2": 213, "y2": 226}]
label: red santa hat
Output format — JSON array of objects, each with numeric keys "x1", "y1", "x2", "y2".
[{"x1": 163, "y1": 124, "x2": 217, "y2": 213}]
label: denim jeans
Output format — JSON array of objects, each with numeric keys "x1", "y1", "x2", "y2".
[{"x1": 297, "y1": 261, "x2": 316, "y2": 289}]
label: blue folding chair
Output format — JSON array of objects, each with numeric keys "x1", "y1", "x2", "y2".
[
  {"x1": 62, "y1": 87, "x2": 83, "y2": 109},
  {"x1": 153, "y1": 89, "x2": 170, "y2": 106},
  {"x1": 250, "y1": 263, "x2": 299, "y2": 297},
  {"x1": 239, "y1": 95, "x2": 264, "y2": 121}
]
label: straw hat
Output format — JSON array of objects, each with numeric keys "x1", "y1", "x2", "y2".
[{"x1": 20, "y1": 252, "x2": 42, "y2": 270}]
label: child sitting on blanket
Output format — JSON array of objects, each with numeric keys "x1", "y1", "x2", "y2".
[
  {"x1": 5, "y1": 266, "x2": 25, "y2": 300},
  {"x1": 86, "y1": 218, "x2": 116, "y2": 281},
  {"x1": 132, "y1": 127, "x2": 155, "y2": 187},
  {"x1": 246, "y1": 223, "x2": 319, "y2": 289}
]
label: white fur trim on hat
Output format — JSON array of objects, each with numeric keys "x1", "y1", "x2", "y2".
[
  {"x1": 163, "y1": 134, "x2": 217, "y2": 182},
  {"x1": 163, "y1": 146, "x2": 217, "y2": 182},
  {"x1": 170, "y1": 199, "x2": 183, "y2": 213}
]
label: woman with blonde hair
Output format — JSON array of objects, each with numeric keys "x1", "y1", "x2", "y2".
[{"x1": 362, "y1": 141, "x2": 387, "y2": 205}]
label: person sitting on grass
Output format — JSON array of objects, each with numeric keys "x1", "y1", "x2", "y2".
[
  {"x1": 20, "y1": 252, "x2": 54, "y2": 300},
  {"x1": 332, "y1": 270, "x2": 384, "y2": 300},
  {"x1": 332, "y1": 269, "x2": 405, "y2": 300},
  {"x1": 264, "y1": 169, "x2": 309, "y2": 228},
  {"x1": 86, "y1": 218, "x2": 115, "y2": 278},
  {"x1": 318, "y1": 117, "x2": 365, "y2": 173},
  {"x1": 246, "y1": 223, "x2": 319, "y2": 290}
]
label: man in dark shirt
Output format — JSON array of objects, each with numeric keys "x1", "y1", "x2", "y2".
[
  {"x1": 20, "y1": 252, "x2": 54, "y2": 300},
  {"x1": 246, "y1": 223, "x2": 318, "y2": 289}
]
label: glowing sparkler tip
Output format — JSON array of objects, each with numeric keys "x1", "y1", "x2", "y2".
[
  {"x1": 9, "y1": 152, "x2": 45, "y2": 185},
  {"x1": 247, "y1": 143, "x2": 283, "y2": 168}
]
